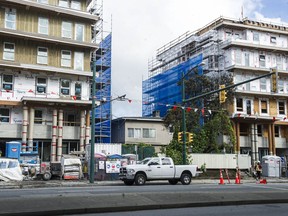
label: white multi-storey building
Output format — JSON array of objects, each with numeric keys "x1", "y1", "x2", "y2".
[{"x1": 145, "y1": 17, "x2": 288, "y2": 163}]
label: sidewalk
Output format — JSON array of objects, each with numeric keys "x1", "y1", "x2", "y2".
[{"x1": 1, "y1": 176, "x2": 288, "y2": 189}]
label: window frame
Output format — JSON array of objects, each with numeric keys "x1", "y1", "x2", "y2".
[
  {"x1": 61, "y1": 50, "x2": 71, "y2": 67},
  {"x1": 75, "y1": 23, "x2": 85, "y2": 42},
  {"x1": 34, "y1": 109, "x2": 43, "y2": 124},
  {"x1": 3, "y1": 42, "x2": 15, "y2": 61},
  {"x1": 260, "y1": 99, "x2": 269, "y2": 115},
  {"x1": 36, "y1": 77, "x2": 47, "y2": 94},
  {"x1": 143, "y1": 128, "x2": 156, "y2": 138},
  {"x1": 75, "y1": 82, "x2": 82, "y2": 99},
  {"x1": 38, "y1": 17, "x2": 49, "y2": 35},
  {"x1": 60, "y1": 79, "x2": 70, "y2": 95},
  {"x1": 71, "y1": 0, "x2": 81, "y2": 10},
  {"x1": 37, "y1": 47, "x2": 48, "y2": 65},
  {"x1": 62, "y1": 21, "x2": 72, "y2": 39},
  {"x1": 5, "y1": 8, "x2": 16, "y2": 30},
  {"x1": 2, "y1": 74, "x2": 13, "y2": 91},
  {"x1": 278, "y1": 100, "x2": 286, "y2": 116},
  {"x1": 74, "y1": 52, "x2": 84, "y2": 71},
  {"x1": 59, "y1": 0, "x2": 69, "y2": 7},
  {"x1": 236, "y1": 98, "x2": 244, "y2": 112},
  {"x1": 0, "y1": 108, "x2": 10, "y2": 123}
]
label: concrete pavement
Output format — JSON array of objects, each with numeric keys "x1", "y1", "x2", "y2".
[{"x1": 1, "y1": 176, "x2": 288, "y2": 189}]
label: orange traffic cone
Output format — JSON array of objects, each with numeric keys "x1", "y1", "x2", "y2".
[
  {"x1": 219, "y1": 169, "x2": 225, "y2": 185},
  {"x1": 235, "y1": 170, "x2": 240, "y2": 184}
]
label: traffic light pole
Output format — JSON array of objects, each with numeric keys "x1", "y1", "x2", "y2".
[
  {"x1": 182, "y1": 72, "x2": 187, "y2": 165},
  {"x1": 184, "y1": 71, "x2": 276, "y2": 103}
]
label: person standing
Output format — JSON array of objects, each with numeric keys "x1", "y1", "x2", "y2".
[{"x1": 255, "y1": 162, "x2": 262, "y2": 180}]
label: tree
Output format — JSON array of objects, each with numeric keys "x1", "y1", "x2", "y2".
[{"x1": 162, "y1": 71, "x2": 236, "y2": 156}]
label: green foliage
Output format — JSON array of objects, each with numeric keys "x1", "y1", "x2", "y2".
[{"x1": 162, "y1": 72, "x2": 236, "y2": 156}]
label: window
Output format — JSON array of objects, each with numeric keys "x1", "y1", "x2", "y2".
[
  {"x1": 149, "y1": 158, "x2": 160, "y2": 166},
  {"x1": 38, "y1": 17, "x2": 49, "y2": 35},
  {"x1": 246, "y1": 100, "x2": 251, "y2": 115},
  {"x1": 278, "y1": 79, "x2": 284, "y2": 93},
  {"x1": 235, "y1": 50, "x2": 242, "y2": 65},
  {"x1": 161, "y1": 158, "x2": 171, "y2": 165},
  {"x1": 62, "y1": 21, "x2": 72, "y2": 39},
  {"x1": 36, "y1": 77, "x2": 47, "y2": 94},
  {"x1": 128, "y1": 128, "x2": 141, "y2": 138},
  {"x1": 236, "y1": 98, "x2": 243, "y2": 112},
  {"x1": 71, "y1": 0, "x2": 81, "y2": 10},
  {"x1": 2, "y1": 74, "x2": 13, "y2": 91},
  {"x1": 257, "y1": 125, "x2": 262, "y2": 137},
  {"x1": 37, "y1": 47, "x2": 48, "y2": 64},
  {"x1": 253, "y1": 32, "x2": 259, "y2": 41},
  {"x1": 260, "y1": 100, "x2": 268, "y2": 114},
  {"x1": 59, "y1": 0, "x2": 68, "y2": 7},
  {"x1": 259, "y1": 55, "x2": 266, "y2": 67},
  {"x1": 74, "y1": 52, "x2": 84, "y2": 71},
  {"x1": 60, "y1": 79, "x2": 70, "y2": 95},
  {"x1": 276, "y1": 55, "x2": 282, "y2": 70},
  {"x1": 75, "y1": 23, "x2": 84, "y2": 41},
  {"x1": 244, "y1": 52, "x2": 250, "y2": 67},
  {"x1": 274, "y1": 126, "x2": 280, "y2": 137},
  {"x1": 34, "y1": 110, "x2": 43, "y2": 124},
  {"x1": 278, "y1": 101, "x2": 286, "y2": 115},
  {"x1": 61, "y1": 50, "x2": 71, "y2": 67},
  {"x1": 143, "y1": 128, "x2": 156, "y2": 138},
  {"x1": 5, "y1": 8, "x2": 16, "y2": 30},
  {"x1": 260, "y1": 78, "x2": 267, "y2": 92},
  {"x1": 270, "y1": 36, "x2": 276, "y2": 44},
  {"x1": 239, "y1": 123, "x2": 249, "y2": 136},
  {"x1": 37, "y1": 0, "x2": 48, "y2": 3},
  {"x1": 0, "y1": 108, "x2": 10, "y2": 123},
  {"x1": 3, "y1": 42, "x2": 15, "y2": 61},
  {"x1": 75, "y1": 82, "x2": 81, "y2": 99}
]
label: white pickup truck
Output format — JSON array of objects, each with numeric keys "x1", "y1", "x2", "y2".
[{"x1": 119, "y1": 157, "x2": 201, "y2": 185}]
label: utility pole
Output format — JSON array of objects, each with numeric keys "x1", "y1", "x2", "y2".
[
  {"x1": 90, "y1": 61, "x2": 96, "y2": 183},
  {"x1": 182, "y1": 71, "x2": 187, "y2": 165}
]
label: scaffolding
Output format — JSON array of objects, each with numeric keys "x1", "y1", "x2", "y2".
[
  {"x1": 90, "y1": 0, "x2": 112, "y2": 143},
  {"x1": 143, "y1": 27, "x2": 222, "y2": 117}
]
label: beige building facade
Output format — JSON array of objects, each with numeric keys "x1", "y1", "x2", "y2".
[{"x1": 0, "y1": 0, "x2": 100, "y2": 162}]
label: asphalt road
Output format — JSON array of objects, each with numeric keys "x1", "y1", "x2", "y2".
[
  {"x1": 69, "y1": 204, "x2": 288, "y2": 216},
  {"x1": 1, "y1": 183, "x2": 288, "y2": 216}
]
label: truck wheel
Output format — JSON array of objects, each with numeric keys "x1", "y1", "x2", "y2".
[
  {"x1": 42, "y1": 172, "x2": 52, "y2": 181},
  {"x1": 180, "y1": 173, "x2": 191, "y2": 185},
  {"x1": 135, "y1": 173, "x2": 146, "y2": 185},
  {"x1": 168, "y1": 179, "x2": 178, "y2": 185},
  {"x1": 123, "y1": 180, "x2": 134, "y2": 185}
]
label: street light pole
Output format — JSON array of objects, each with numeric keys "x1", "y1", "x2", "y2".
[{"x1": 89, "y1": 60, "x2": 96, "y2": 183}]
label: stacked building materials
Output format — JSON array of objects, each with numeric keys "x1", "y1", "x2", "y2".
[{"x1": 61, "y1": 155, "x2": 82, "y2": 180}]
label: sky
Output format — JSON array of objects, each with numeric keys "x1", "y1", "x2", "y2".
[{"x1": 102, "y1": 0, "x2": 288, "y2": 118}]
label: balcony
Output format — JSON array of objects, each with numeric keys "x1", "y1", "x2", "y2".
[
  {"x1": 4, "y1": 0, "x2": 99, "y2": 23},
  {"x1": 0, "y1": 27, "x2": 98, "y2": 50},
  {"x1": 221, "y1": 38, "x2": 288, "y2": 53}
]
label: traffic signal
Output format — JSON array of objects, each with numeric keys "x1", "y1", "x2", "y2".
[
  {"x1": 178, "y1": 132, "x2": 183, "y2": 143},
  {"x1": 271, "y1": 68, "x2": 278, "y2": 93},
  {"x1": 219, "y1": 84, "x2": 227, "y2": 104},
  {"x1": 188, "y1": 132, "x2": 194, "y2": 143}
]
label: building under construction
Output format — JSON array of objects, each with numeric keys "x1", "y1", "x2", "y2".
[
  {"x1": 143, "y1": 16, "x2": 288, "y2": 163},
  {"x1": 0, "y1": 0, "x2": 108, "y2": 162}
]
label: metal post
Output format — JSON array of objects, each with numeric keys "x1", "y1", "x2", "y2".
[
  {"x1": 182, "y1": 72, "x2": 186, "y2": 165},
  {"x1": 90, "y1": 61, "x2": 96, "y2": 183}
]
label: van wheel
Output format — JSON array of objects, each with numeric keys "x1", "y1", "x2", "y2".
[
  {"x1": 42, "y1": 172, "x2": 52, "y2": 181},
  {"x1": 135, "y1": 173, "x2": 146, "y2": 185},
  {"x1": 168, "y1": 179, "x2": 178, "y2": 185},
  {"x1": 123, "y1": 180, "x2": 134, "y2": 185},
  {"x1": 180, "y1": 173, "x2": 191, "y2": 185}
]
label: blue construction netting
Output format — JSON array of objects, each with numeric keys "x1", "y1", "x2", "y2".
[
  {"x1": 94, "y1": 33, "x2": 112, "y2": 143},
  {"x1": 142, "y1": 54, "x2": 203, "y2": 117}
]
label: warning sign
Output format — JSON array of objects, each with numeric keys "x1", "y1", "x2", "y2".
[{"x1": 106, "y1": 161, "x2": 121, "y2": 173}]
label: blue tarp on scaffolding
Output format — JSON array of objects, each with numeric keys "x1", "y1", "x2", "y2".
[
  {"x1": 142, "y1": 54, "x2": 203, "y2": 117},
  {"x1": 94, "y1": 33, "x2": 112, "y2": 143}
]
